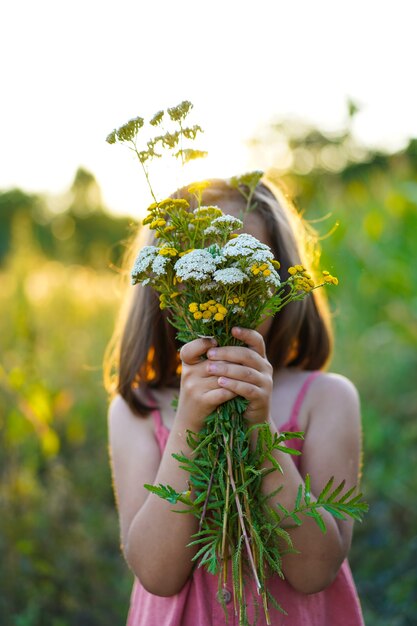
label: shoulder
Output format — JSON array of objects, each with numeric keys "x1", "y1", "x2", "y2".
[
  {"x1": 108, "y1": 394, "x2": 156, "y2": 454},
  {"x1": 310, "y1": 372, "x2": 360, "y2": 407},
  {"x1": 108, "y1": 393, "x2": 144, "y2": 431},
  {"x1": 300, "y1": 373, "x2": 362, "y2": 486},
  {"x1": 306, "y1": 371, "x2": 361, "y2": 435}
]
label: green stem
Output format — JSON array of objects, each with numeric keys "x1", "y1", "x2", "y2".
[
  {"x1": 198, "y1": 445, "x2": 220, "y2": 533},
  {"x1": 221, "y1": 460, "x2": 231, "y2": 575},
  {"x1": 223, "y1": 432, "x2": 261, "y2": 592},
  {"x1": 132, "y1": 144, "x2": 157, "y2": 202}
]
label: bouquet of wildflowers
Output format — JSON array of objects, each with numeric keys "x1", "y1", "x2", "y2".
[{"x1": 107, "y1": 102, "x2": 367, "y2": 626}]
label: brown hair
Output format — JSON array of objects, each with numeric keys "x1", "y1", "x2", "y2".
[{"x1": 104, "y1": 177, "x2": 333, "y2": 415}]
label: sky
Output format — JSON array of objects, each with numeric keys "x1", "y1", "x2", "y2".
[{"x1": 1, "y1": 0, "x2": 416, "y2": 217}]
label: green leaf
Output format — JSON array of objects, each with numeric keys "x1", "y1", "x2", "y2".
[
  {"x1": 321, "y1": 504, "x2": 347, "y2": 520},
  {"x1": 338, "y1": 485, "x2": 358, "y2": 503},
  {"x1": 194, "y1": 491, "x2": 209, "y2": 505},
  {"x1": 276, "y1": 503, "x2": 290, "y2": 518},
  {"x1": 279, "y1": 430, "x2": 305, "y2": 441},
  {"x1": 273, "y1": 526, "x2": 293, "y2": 548},
  {"x1": 304, "y1": 474, "x2": 311, "y2": 505},
  {"x1": 326, "y1": 479, "x2": 346, "y2": 502},
  {"x1": 144, "y1": 483, "x2": 182, "y2": 504},
  {"x1": 290, "y1": 512, "x2": 302, "y2": 526},
  {"x1": 274, "y1": 444, "x2": 301, "y2": 456},
  {"x1": 267, "y1": 589, "x2": 288, "y2": 615},
  {"x1": 317, "y1": 476, "x2": 334, "y2": 500},
  {"x1": 305, "y1": 509, "x2": 327, "y2": 533},
  {"x1": 266, "y1": 453, "x2": 283, "y2": 473},
  {"x1": 295, "y1": 484, "x2": 303, "y2": 509}
]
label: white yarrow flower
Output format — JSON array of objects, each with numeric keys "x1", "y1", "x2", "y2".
[
  {"x1": 174, "y1": 249, "x2": 218, "y2": 281},
  {"x1": 213, "y1": 267, "x2": 248, "y2": 285},
  {"x1": 204, "y1": 214, "x2": 243, "y2": 236},
  {"x1": 264, "y1": 264, "x2": 281, "y2": 287},
  {"x1": 249, "y1": 249, "x2": 274, "y2": 263},
  {"x1": 131, "y1": 246, "x2": 159, "y2": 283},
  {"x1": 223, "y1": 234, "x2": 271, "y2": 257},
  {"x1": 152, "y1": 254, "x2": 170, "y2": 276},
  {"x1": 200, "y1": 281, "x2": 218, "y2": 291}
]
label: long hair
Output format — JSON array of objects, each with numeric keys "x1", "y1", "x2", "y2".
[{"x1": 104, "y1": 177, "x2": 333, "y2": 415}]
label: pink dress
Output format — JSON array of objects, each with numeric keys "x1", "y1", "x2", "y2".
[{"x1": 127, "y1": 372, "x2": 365, "y2": 625}]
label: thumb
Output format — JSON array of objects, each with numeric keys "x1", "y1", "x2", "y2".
[{"x1": 179, "y1": 337, "x2": 218, "y2": 365}]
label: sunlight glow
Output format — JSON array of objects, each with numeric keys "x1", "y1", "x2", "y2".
[{"x1": 1, "y1": 0, "x2": 416, "y2": 216}]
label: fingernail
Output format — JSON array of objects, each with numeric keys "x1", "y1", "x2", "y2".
[{"x1": 207, "y1": 349, "x2": 217, "y2": 358}]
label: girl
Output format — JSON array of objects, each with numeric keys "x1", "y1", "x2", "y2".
[{"x1": 106, "y1": 178, "x2": 365, "y2": 625}]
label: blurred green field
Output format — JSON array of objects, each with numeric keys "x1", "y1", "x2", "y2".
[{"x1": 1, "y1": 124, "x2": 416, "y2": 625}]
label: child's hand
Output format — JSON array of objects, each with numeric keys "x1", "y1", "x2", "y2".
[
  {"x1": 206, "y1": 327, "x2": 273, "y2": 425},
  {"x1": 177, "y1": 337, "x2": 238, "y2": 431}
]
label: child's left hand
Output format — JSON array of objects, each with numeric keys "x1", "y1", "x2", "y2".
[{"x1": 206, "y1": 326, "x2": 273, "y2": 424}]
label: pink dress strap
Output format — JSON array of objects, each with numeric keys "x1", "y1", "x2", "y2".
[
  {"x1": 146, "y1": 389, "x2": 170, "y2": 454},
  {"x1": 151, "y1": 408, "x2": 170, "y2": 454},
  {"x1": 287, "y1": 371, "x2": 321, "y2": 431}
]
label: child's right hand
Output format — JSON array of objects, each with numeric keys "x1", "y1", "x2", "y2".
[{"x1": 176, "y1": 337, "x2": 237, "y2": 432}]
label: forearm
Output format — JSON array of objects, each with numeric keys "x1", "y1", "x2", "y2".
[
  {"x1": 260, "y1": 419, "x2": 350, "y2": 593},
  {"x1": 126, "y1": 420, "x2": 199, "y2": 595}
]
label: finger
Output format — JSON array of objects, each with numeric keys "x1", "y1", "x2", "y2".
[
  {"x1": 204, "y1": 387, "x2": 237, "y2": 406},
  {"x1": 207, "y1": 361, "x2": 264, "y2": 387},
  {"x1": 180, "y1": 337, "x2": 217, "y2": 365},
  {"x1": 206, "y1": 346, "x2": 267, "y2": 371},
  {"x1": 231, "y1": 327, "x2": 267, "y2": 357},
  {"x1": 217, "y1": 376, "x2": 262, "y2": 403}
]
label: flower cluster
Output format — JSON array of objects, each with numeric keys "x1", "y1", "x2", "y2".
[
  {"x1": 222, "y1": 233, "x2": 272, "y2": 258},
  {"x1": 286, "y1": 264, "x2": 338, "y2": 293},
  {"x1": 174, "y1": 249, "x2": 220, "y2": 282},
  {"x1": 130, "y1": 190, "x2": 339, "y2": 346},
  {"x1": 322, "y1": 269, "x2": 339, "y2": 285},
  {"x1": 213, "y1": 267, "x2": 248, "y2": 285},
  {"x1": 287, "y1": 264, "x2": 315, "y2": 292},
  {"x1": 189, "y1": 300, "x2": 228, "y2": 322},
  {"x1": 204, "y1": 214, "x2": 243, "y2": 237},
  {"x1": 131, "y1": 245, "x2": 158, "y2": 284}
]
